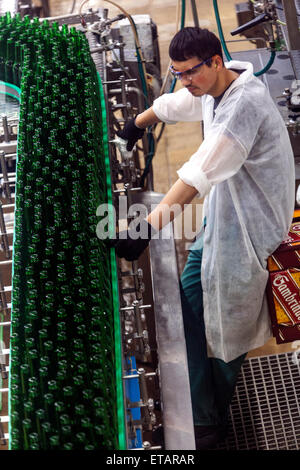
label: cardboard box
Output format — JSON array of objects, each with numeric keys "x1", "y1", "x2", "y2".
[
  {"x1": 267, "y1": 268, "x2": 300, "y2": 343},
  {"x1": 267, "y1": 220, "x2": 300, "y2": 272},
  {"x1": 267, "y1": 211, "x2": 300, "y2": 343}
]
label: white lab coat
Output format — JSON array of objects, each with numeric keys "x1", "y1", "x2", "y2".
[{"x1": 152, "y1": 60, "x2": 295, "y2": 362}]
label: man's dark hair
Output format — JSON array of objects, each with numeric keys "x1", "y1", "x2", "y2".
[{"x1": 169, "y1": 27, "x2": 224, "y2": 66}]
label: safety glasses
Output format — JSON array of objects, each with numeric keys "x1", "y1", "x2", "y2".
[{"x1": 169, "y1": 57, "x2": 212, "y2": 81}]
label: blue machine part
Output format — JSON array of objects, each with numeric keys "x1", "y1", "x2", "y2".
[{"x1": 125, "y1": 356, "x2": 143, "y2": 449}]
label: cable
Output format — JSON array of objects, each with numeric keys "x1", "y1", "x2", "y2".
[
  {"x1": 79, "y1": 0, "x2": 149, "y2": 97},
  {"x1": 79, "y1": 0, "x2": 181, "y2": 186},
  {"x1": 70, "y1": 0, "x2": 77, "y2": 14},
  {"x1": 180, "y1": 0, "x2": 186, "y2": 29},
  {"x1": 169, "y1": 0, "x2": 185, "y2": 93},
  {"x1": 79, "y1": 1, "x2": 156, "y2": 188},
  {"x1": 213, "y1": 0, "x2": 232, "y2": 62},
  {"x1": 160, "y1": 0, "x2": 181, "y2": 95},
  {"x1": 79, "y1": 0, "x2": 93, "y2": 14},
  {"x1": 140, "y1": 130, "x2": 156, "y2": 188},
  {"x1": 139, "y1": 0, "x2": 185, "y2": 186},
  {"x1": 213, "y1": 0, "x2": 276, "y2": 77},
  {"x1": 156, "y1": 122, "x2": 165, "y2": 143},
  {"x1": 141, "y1": 0, "x2": 186, "y2": 184},
  {"x1": 154, "y1": 0, "x2": 183, "y2": 145},
  {"x1": 256, "y1": 49, "x2": 276, "y2": 75},
  {"x1": 190, "y1": 0, "x2": 199, "y2": 28},
  {"x1": 155, "y1": 0, "x2": 185, "y2": 139}
]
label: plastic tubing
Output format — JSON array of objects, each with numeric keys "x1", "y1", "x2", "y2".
[
  {"x1": 141, "y1": 0, "x2": 186, "y2": 182},
  {"x1": 213, "y1": 0, "x2": 276, "y2": 77},
  {"x1": 181, "y1": 0, "x2": 186, "y2": 30}
]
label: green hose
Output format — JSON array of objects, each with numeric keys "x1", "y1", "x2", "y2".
[
  {"x1": 128, "y1": 14, "x2": 157, "y2": 188},
  {"x1": 181, "y1": 0, "x2": 186, "y2": 30},
  {"x1": 138, "y1": 0, "x2": 186, "y2": 183},
  {"x1": 213, "y1": 0, "x2": 231, "y2": 61},
  {"x1": 141, "y1": 0, "x2": 185, "y2": 184},
  {"x1": 254, "y1": 50, "x2": 276, "y2": 76},
  {"x1": 213, "y1": 0, "x2": 276, "y2": 77},
  {"x1": 129, "y1": 15, "x2": 149, "y2": 108}
]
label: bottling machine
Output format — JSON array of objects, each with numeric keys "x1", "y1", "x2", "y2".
[{"x1": 0, "y1": 0, "x2": 195, "y2": 451}]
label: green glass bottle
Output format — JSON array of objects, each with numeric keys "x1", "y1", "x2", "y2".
[
  {"x1": 22, "y1": 418, "x2": 32, "y2": 450},
  {"x1": 49, "y1": 435, "x2": 60, "y2": 449},
  {"x1": 35, "y1": 409, "x2": 46, "y2": 449}
]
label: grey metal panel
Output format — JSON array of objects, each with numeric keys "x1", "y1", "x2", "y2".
[
  {"x1": 231, "y1": 48, "x2": 295, "y2": 105},
  {"x1": 132, "y1": 191, "x2": 195, "y2": 450},
  {"x1": 231, "y1": 49, "x2": 300, "y2": 158}
]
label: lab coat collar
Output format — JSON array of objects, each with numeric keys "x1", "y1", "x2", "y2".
[
  {"x1": 225, "y1": 59, "x2": 254, "y2": 86},
  {"x1": 205, "y1": 60, "x2": 254, "y2": 111}
]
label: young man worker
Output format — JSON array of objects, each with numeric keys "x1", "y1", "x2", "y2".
[{"x1": 111, "y1": 27, "x2": 295, "y2": 449}]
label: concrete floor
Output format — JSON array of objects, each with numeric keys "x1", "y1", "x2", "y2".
[{"x1": 47, "y1": 0, "x2": 294, "y2": 357}]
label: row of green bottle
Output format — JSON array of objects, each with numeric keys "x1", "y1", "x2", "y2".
[{"x1": 0, "y1": 12, "x2": 119, "y2": 449}]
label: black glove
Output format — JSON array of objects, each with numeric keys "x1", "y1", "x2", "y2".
[
  {"x1": 108, "y1": 219, "x2": 156, "y2": 261},
  {"x1": 116, "y1": 118, "x2": 145, "y2": 151}
]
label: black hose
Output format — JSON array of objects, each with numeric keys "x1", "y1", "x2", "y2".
[
  {"x1": 42, "y1": 0, "x2": 50, "y2": 17},
  {"x1": 156, "y1": 122, "x2": 166, "y2": 143},
  {"x1": 190, "y1": 0, "x2": 199, "y2": 28},
  {"x1": 70, "y1": 0, "x2": 77, "y2": 14}
]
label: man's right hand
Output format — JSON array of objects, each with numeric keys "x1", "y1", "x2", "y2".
[
  {"x1": 106, "y1": 219, "x2": 156, "y2": 261},
  {"x1": 116, "y1": 118, "x2": 145, "y2": 151}
]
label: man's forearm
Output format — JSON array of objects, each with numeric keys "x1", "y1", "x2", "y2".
[
  {"x1": 146, "y1": 178, "x2": 199, "y2": 231},
  {"x1": 135, "y1": 107, "x2": 161, "y2": 129}
]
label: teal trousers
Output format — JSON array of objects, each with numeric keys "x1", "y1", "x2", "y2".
[{"x1": 180, "y1": 235, "x2": 246, "y2": 427}]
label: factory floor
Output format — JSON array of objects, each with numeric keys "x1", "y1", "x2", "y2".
[{"x1": 46, "y1": 0, "x2": 294, "y2": 356}]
